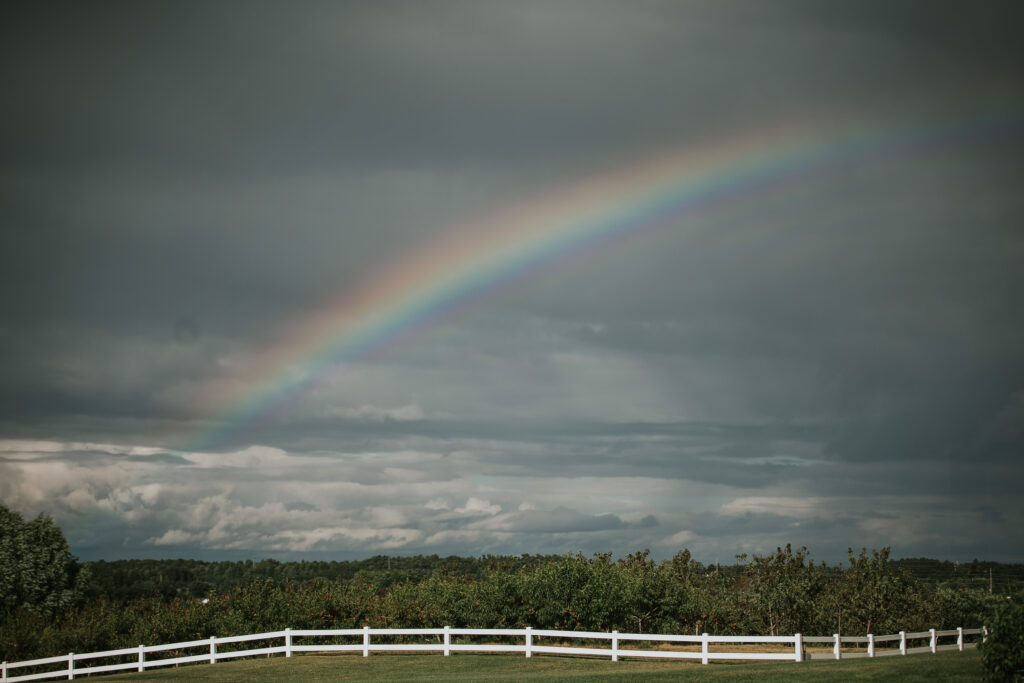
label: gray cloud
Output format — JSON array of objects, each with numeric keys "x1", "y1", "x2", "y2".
[{"x1": 1, "y1": 1, "x2": 1022, "y2": 563}]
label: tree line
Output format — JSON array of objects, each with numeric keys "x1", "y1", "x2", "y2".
[
  {"x1": 82, "y1": 554, "x2": 561, "y2": 602},
  {"x1": 78, "y1": 554, "x2": 1024, "y2": 603},
  {"x1": 0, "y1": 504, "x2": 1015, "y2": 665}
]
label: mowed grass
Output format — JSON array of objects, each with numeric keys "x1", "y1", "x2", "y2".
[{"x1": 97, "y1": 650, "x2": 983, "y2": 682}]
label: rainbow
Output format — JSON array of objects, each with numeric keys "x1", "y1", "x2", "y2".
[{"x1": 182, "y1": 93, "x2": 1023, "y2": 452}]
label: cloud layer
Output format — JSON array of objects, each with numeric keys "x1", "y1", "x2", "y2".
[{"x1": 1, "y1": 1, "x2": 1022, "y2": 562}]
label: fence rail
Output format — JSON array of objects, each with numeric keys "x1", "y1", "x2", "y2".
[
  {"x1": 801, "y1": 627, "x2": 983, "y2": 660},
  {"x1": 0, "y1": 625, "x2": 985, "y2": 682}
]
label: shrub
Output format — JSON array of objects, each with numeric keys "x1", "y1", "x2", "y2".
[{"x1": 981, "y1": 597, "x2": 1024, "y2": 681}]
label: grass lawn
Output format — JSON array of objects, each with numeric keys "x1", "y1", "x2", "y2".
[{"x1": 96, "y1": 650, "x2": 983, "y2": 682}]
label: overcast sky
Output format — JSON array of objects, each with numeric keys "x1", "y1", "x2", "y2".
[{"x1": 2, "y1": 1, "x2": 1023, "y2": 564}]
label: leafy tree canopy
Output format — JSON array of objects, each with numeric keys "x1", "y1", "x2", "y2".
[{"x1": 0, "y1": 504, "x2": 87, "y2": 620}]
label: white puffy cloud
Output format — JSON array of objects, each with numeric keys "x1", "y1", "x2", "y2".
[
  {"x1": 664, "y1": 530, "x2": 696, "y2": 546},
  {"x1": 150, "y1": 529, "x2": 202, "y2": 546},
  {"x1": 721, "y1": 497, "x2": 831, "y2": 518},
  {"x1": 3, "y1": 426, "x2": 1020, "y2": 563},
  {"x1": 454, "y1": 497, "x2": 502, "y2": 517}
]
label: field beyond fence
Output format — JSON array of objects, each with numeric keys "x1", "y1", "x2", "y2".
[{"x1": 0, "y1": 625, "x2": 983, "y2": 682}]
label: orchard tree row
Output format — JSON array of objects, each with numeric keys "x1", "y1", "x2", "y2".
[
  {"x1": 2, "y1": 545, "x2": 1006, "y2": 664},
  {"x1": 0, "y1": 504, "x2": 1014, "y2": 666}
]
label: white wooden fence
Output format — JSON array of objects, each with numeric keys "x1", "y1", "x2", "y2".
[
  {"x1": 0, "y1": 625, "x2": 984, "y2": 682},
  {"x1": 802, "y1": 627, "x2": 982, "y2": 659}
]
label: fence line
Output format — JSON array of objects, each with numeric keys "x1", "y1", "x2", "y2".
[
  {"x1": 801, "y1": 626, "x2": 982, "y2": 660},
  {"x1": 0, "y1": 625, "x2": 985, "y2": 682}
]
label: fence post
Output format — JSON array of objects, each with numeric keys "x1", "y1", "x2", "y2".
[
  {"x1": 210, "y1": 635, "x2": 218, "y2": 664},
  {"x1": 285, "y1": 628, "x2": 292, "y2": 658},
  {"x1": 833, "y1": 634, "x2": 840, "y2": 660},
  {"x1": 611, "y1": 630, "x2": 618, "y2": 662},
  {"x1": 899, "y1": 631, "x2": 906, "y2": 655},
  {"x1": 794, "y1": 633, "x2": 803, "y2": 662},
  {"x1": 363, "y1": 626, "x2": 370, "y2": 657},
  {"x1": 957, "y1": 627, "x2": 964, "y2": 651},
  {"x1": 867, "y1": 633, "x2": 874, "y2": 657},
  {"x1": 983, "y1": 626, "x2": 988, "y2": 644},
  {"x1": 2, "y1": 659, "x2": 6, "y2": 682},
  {"x1": 138, "y1": 644, "x2": 145, "y2": 672},
  {"x1": 525, "y1": 627, "x2": 532, "y2": 658},
  {"x1": 929, "y1": 628, "x2": 937, "y2": 654},
  {"x1": 701, "y1": 632, "x2": 709, "y2": 665},
  {"x1": 68, "y1": 652, "x2": 74, "y2": 680},
  {"x1": 444, "y1": 626, "x2": 450, "y2": 656}
]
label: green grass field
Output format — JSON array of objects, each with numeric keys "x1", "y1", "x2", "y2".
[{"x1": 95, "y1": 650, "x2": 982, "y2": 682}]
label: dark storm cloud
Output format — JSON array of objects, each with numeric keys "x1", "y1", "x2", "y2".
[
  {"x1": 1, "y1": 0, "x2": 1022, "y2": 562},
  {"x1": 791, "y1": 0, "x2": 1024, "y2": 65}
]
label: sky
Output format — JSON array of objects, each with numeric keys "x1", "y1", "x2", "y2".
[{"x1": 1, "y1": 1, "x2": 1023, "y2": 565}]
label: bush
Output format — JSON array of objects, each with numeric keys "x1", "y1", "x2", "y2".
[{"x1": 981, "y1": 597, "x2": 1024, "y2": 681}]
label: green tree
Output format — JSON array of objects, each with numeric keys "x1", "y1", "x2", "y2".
[
  {"x1": 661, "y1": 549, "x2": 744, "y2": 635},
  {"x1": 928, "y1": 584, "x2": 995, "y2": 630},
  {"x1": 0, "y1": 504, "x2": 88, "y2": 620},
  {"x1": 841, "y1": 547, "x2": 923, "y2": 634},
  {"x1": 617, "y1": 549, "x2": 662, "y2": 633},
  {"x1": 742, "y1": 544, "x2": 826, "y2": 636}
]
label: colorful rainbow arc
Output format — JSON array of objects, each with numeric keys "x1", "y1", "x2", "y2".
[{"x1": 181, "y1": 94, "x2": 1023, "y2": 452}]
